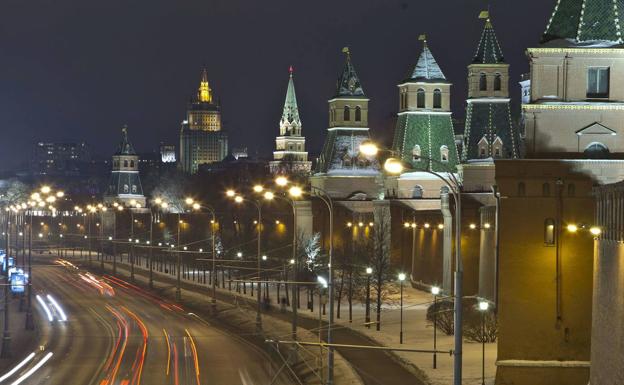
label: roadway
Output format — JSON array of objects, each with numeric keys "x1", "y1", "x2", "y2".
[{"x1": 1, "y1": 255, "x2": 288, "y2": 385}]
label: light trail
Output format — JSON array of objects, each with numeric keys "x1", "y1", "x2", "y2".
[
  {"x1": 106, "y1": 306, "x2": 130, "y2": 385},
  {"x1": 122, "y1": 307, "x2": 148, "y2": 385},
  {"x1": 9, "y1": 352, "x2": 53, "y2": 385},
  {"x1": 0, "y1": 352, "x2": 35, "y2": 383},
  {"x1": 185, "y1": 329, "x2": 201, "y2": 385},
  {"x1": 163, "y1": 329, "x2": 171, "y2": 376},
  {"x1": 173, "y1": 343, "x2": 180, "y2": 385},
  {"x1": 36, "y1": 295, "x2": 53, "y2": 322},
  {"x1": 46, "y1": 294, "x2": 68, "y2": 322}
]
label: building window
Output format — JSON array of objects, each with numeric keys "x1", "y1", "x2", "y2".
[
  {"x1": 518, "y1": 182, "x2": 526, "y2": 196},
  {"x1": 417, "y1": 89, "x2": 426, "y2": 108},
  {"x1": 130, "y1": 160, "x2": 134, "y2": 168},
  {"x1": 494, "y1": 73, "x2": 502, "y2": 91},
  {"x1": 568, "y1": 184, "x2": 576, "y2": 197},
  {"x1": 584, "y1": 142, "x2": 610, "y2": 158},
  {"x1": 400, "y1": 91, "x2": 407, "y2": 110},
  {"x1": 440, "y1": 145, "x2": 449, "y2": 162},
  {"x1": 344, "y1": 106, "x2": 351, "y2": 121},
  {"x1": 542, "y1": 182, "x2": 551, "y2": 197},
  {"x1": 124, "y1": 160, "x2": 128, "y2": 167},
  {"x1": 433, "y1": 89, "x2": 442, "y2": 109},
  {"x1": 412, "y1": 145, "x2": 421, "y2": 161},
  {"x1": 479, "y1": 73, "x2": 487, "y2": 91},
  {"x1": 544, "y1": 218, "x2": 555, "y2": 245},
  {"x1": 478, "y1": 137, "x2": 489, "y2": 158},
  {"x1": 587, "y1": 67, "x2": 609, "y2": 98},
  {"x1": 493, "y1": 137, "x2": 503, "y2": 158},
  {"x1": 355, "y1": 106, "x2": 362, "y2": 122},
  {"x1": 412, "y1": 185, "x2": 424, "y2": 199}
]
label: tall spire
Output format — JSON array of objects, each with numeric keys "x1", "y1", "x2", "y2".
[
  {"x1": 335, "y1": 47, "x2": 366, "y2": 98},
  {"x1": 198, "y1": 68, "x2": 213, "y2": 103},
  {"x1": 408, "y1": 36, "x2": 447, "y2": 81},
  {"x1": 116, "y1": 125, "x2": 136, "y2": 155},
  {"x1": 280, "y1": 66, "x2": 302, "y2": 135},
  {"x1": 542, "y1": 0, "x2": 624, "y2": 46},
  {"x1": 472, "y1": 12, "x2": 505, "y2": 64}
]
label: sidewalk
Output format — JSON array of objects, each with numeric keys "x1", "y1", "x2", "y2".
[
  {"x1": 0, "y1": 289, "x2": 40, "y2": 372},
  {"x1": 69, "y1": 251, "x2": 495, "y2": 385}
]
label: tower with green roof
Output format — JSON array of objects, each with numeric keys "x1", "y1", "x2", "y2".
[
  {"x1": 391, "y1": 37, "x2": 459, "y2": 173},
  {"x1": 462, "y1": 12, "x2": 520, "y2": 161},
  {"x1": 270, "y1": 66, "x2": 312, "y2": 175},
  {"x1": 316, "y1": 48, "x2": 379, "y2": 177},
  {"x1": 523, "y1": 0, "x2": 624, "y2": 158}
]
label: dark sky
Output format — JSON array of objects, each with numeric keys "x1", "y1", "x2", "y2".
[{"x1": 0, "y1": 0, "x2": 556, "y2": 170}]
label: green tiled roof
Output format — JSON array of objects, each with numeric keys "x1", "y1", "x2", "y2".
[
  {"x1": 543, "y1": 0, "x2": 624, "y2": 45},
  {"x1": 316, "y1": 129, "x2": 379, "y2": 174},
  {"x1": 473, "y1": 19, "x2": 505, "y2": 64},
  {"x1": 281, "y1": 68, "x2": 301, "y2": 128},
  {"x1": 392, "y1": 113, "x2": 459, "y2": 173},
  {"x1": 462, "y1": 101, "x2": 520, "y2": 161}
]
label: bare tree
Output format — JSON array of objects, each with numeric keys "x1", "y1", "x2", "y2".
[{"x1": 371, "y1": 212, "x2": 393, "y2": 331}]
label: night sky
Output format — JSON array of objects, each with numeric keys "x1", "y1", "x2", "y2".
[{"x1": 0, "y1": 0, "x2": 555, "y2": 170}]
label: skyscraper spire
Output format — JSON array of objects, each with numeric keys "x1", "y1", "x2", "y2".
[
  {"x1": 472, "y1": 13, "x2": 505, "y2": 64},
  {"x1": 198, "y1": 68, "x2": 213, "y2": 103}
]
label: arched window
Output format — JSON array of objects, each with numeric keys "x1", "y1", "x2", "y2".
[
  {"x1": 440, "y1": 145, "x2": 449, "y2": 162},
  {"x1": 544, "y1": 218, "x2": 555, "y2": 245},
  {"x1": 130, "y1": 160, "x2": 135, "y2": 168},
  {"x1": 518, "y1": 182, "x2": 526, "y2": 196},
  {"x1": 543, "y1": 182, "x2": 551, "y2": 197},
  {"x1": 417, "y1": 89, "x2": 426, "y2": 108},
  {"x1": 479, "y1": 73, "x2": 487, "y2": 91},
  {"x1": 568, "y1": 183, "x2": 576, "y2": 197},
  {"x1": 584, "y1": 142, "x2": 610, "y2": 159},
  {"x1": 355, "y1": 106, "x2": 362, "y2": 122},
  {"x1": 412, "y1": 145, "x2": 421, "y2": 161},
  {"x1": 494, "y1": 73, "x2": 502, "y2": 91},
  {"x1": 412, "y1": 185, "x2": 424, "y2": 199},
  {"x1": 433, "y1": 89, "x2": 442, "y2": 109},
  {"x1": 343, "y1": 106, "x2": 351, "y2": 121},
  {"x1": 124, "y1": 160, "x2": 128, "y2": 167}
]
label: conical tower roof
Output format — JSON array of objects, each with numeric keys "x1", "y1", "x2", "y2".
[
  {"x1": 281, "y1": 66, "x2": 301, "y2": 126},
  {"x1": 335, "y1": 48, "x2": 366, "y2": 98},
  {"x1": 407, "y1": 38, "x2": 447, "y2": 82},
  {"x1": 115, "y1": 125, "x2": 136, "y2": 155},
  {"x1": 473, "y1": 15, "x2": 505, "y2": 64},
  {"x1": 542, "y1": 0, "x2": 624, "y2": 46}
]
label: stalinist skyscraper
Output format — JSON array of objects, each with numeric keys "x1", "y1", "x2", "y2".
[
  {"x1": 179, "y1": 68, "x2": 228, "y2": 174},
  {"x1": 270, "y1": 67, "x2": 312, "y2": 175}
]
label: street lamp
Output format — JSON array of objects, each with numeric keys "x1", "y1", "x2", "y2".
[
  {"x1": 431, "y1": 286, "x2": 441, "y2": 369},
  {"x1": 398, "y1": 273, "x2": 406, "y2": 344},
  {"x1": 365, "y1": 267, "x2": 372, "y2": 329},
  {"x1": 478, "y1": 300, "x2": 490, "y2": 385},
  {"x1": 359, "y1": 140, "x2": 464, "y2": 385},
  {"x1": 228, "y1": 191, "x2": 263, "y2": 331}
]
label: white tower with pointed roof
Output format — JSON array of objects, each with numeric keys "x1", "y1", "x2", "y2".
[{"x1": 270, "y1": 67, "x2": 312, "y2": 175}]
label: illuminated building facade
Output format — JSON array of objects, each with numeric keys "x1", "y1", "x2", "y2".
[{"x1": 179, "y1": 68, "x2": 228, "y2": 174}]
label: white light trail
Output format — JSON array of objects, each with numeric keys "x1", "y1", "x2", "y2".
[
  {"x1": 0, "y1": 352, "x2": 35, "y2": 383},
  {"x1": 36, "y1": 295, "x2": 53, "y2": 322},
  {"x1": 10, "y1": 352, "x2": 53, "y2": 385},
  {"x1": 46, "y1": 295, "x2": 67, "y2": 322}
]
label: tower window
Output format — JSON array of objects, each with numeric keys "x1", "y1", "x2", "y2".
[
  {"x1": 544, "y1": 218, "x2": 555, "y2": 245},
  {"x1": 130, "y1": 160, "x2": 135, "y2": 168},
  {"x1": 124, "y1": 160, "x2": 128, "y2": 167},
  {"x1": 440, "y1": 145, "x2": 449, "y2": 162},
  {"x1": 542, "y1": 182, "x2": 551, "y2": 197},
  {"x1": 433, "y1": 89, "x2": 442, "y2": 109},
  {"x1": 587, "y1": 67, "x2": 609, "y2": 98},
  {"x1": 518, "y1": 182, "x2": 526, "y2": 197},
  {"x1": 478, "y1": 137, "x2": 489, "y2": 158},
  {"x1": 412, "y1": 145, "x2": 421, "y2": 161},
  {"x1": 417, "y1": 89, "x2": 426, "y2": 108},
  {"x1": 344, "y1": 106, "x2": 351, "y2": 121},
  {"x1": 355, "y1": 106, "x2": 362, "y2": 122},
  {"x1": 494, "y1": 74, "x2": 502, "y2": 91},
  {"x1": 479, "y1": 73, "x2": 487, "y2": 91}
]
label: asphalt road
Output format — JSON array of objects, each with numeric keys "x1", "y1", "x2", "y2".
[{"x1": 1, "y1": 255, "x2": 287, "y2": 385}]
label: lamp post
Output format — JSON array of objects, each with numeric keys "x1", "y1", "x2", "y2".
[
  {"x1": 478, "y1": 300, "x2": 489, "y2": 385},
  {"x1": 1, "y1": 206, "x2": 13, "y2": 358},
  {"x1": 398, "y1": 273, "x2": 406, "y2": 344},
  {"x1": 112, "y1": 202, "x2": 124, "y2": 275},
  {"x1": 431, "y1": 286, "x2": 441, "y2": 369},
  {"x1": 227, "y1": 190, "x2": 263, "y2": 331},
  {"x1": 360, "y1": 141, "x2": 464, "y2": 385},
  {"x1": 185, "y1": 198, "x2": 218, "y2": 314},
  {"x1": 365, "y1": 267, "x2": 372, "y2": 329}
]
